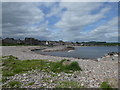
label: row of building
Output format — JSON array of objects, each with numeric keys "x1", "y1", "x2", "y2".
[
  {"x1": 1, "y1": 37, "x2": 108, "y2": 46},
  {"x1": 1, "y1": 38, "x2": 75, "y2": 46}
]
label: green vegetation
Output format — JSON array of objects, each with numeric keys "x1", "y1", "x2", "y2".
[
  {"x1": 50, "y1": 59, "x2": 82, "y2": 73},
  {"x1": 2, "y1": 80, "x2": 21, "y2": 88},
  {"x1": 0, "y1": 57, "x2": 2, "y2": 84},
  {"x1": 28, "y1": 82, "x2": 35, "y2": 86},
  {"x1": 2, "y1": 56, "x2": 82, "y2": 88},
  {"x1": 103, "y1": 43, "x2": 120, "y2": 46},
  {"x1": 2, "y1": 77, "x2": 7, "y2": 83},
  {"x1": 77, "y1": 41, "x2": 120, "y2": 46},
  {"x1": 2, "y1": 56, "x2": 82, "y2": 77},
  {"x1": 9, "y1": 81, "x2": 21, "y2": 88},
  {"x1": 66, "y1": 61, "x2": 81, "y2": 71},
  {"x1": 100, "y1": 82, "x2": 113, "y2": 89},
  {"x1": 2, "y1": 41, "x2": 120, "y2": 46},
  {"x1": 2, "y1": 56, "x2": 116, "y2": 88},
  {"x1": 2, "y1": 55, "x2": 49, "y2": 77},
  {"x1": 0, "y1": 63, "x2": 2, "y2": 74},
  {"x1": 56, "y1": 81, "x2": 84, "y2": 88}
]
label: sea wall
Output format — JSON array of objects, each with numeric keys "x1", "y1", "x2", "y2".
[{"x1": 42, "y1": 46, "x2": 75, "y2": 52}]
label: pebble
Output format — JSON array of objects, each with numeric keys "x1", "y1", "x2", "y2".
[
  {"x1": 2, "y1": 46, "x2": 118, "y2": 88},
  {"x1": 43, "y1": 83, "x2": 47, "y2": 87},
  {"x1": 58, "y1": 74, "x2": 61, "y2": 77}
]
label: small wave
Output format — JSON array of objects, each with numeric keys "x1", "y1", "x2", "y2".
[{"x1": 68, "y1": 50, "x2": 74, "y2": 52}]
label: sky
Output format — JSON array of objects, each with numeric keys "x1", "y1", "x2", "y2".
[{"x1": 2, "y1": 2, "x2": 118, "y2": 42}]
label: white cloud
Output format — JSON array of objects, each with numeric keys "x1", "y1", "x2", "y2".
[
  {"x1": 2, "y1": 2, "x2": 50, "y2": 39},
  {"x1": 2, "y1": 2, "x2": 118, "y2": 42},
  {"x1": 55, "y1": 3, "x2": 110, "y2": 28},
  {"x1": 2, "y1": 3, "x2": 44, "y2": 26},
  {"x1": 53, "y1": 2, "x2": 116, "y2": 41},
  {"x1": 76, "y1": 17, "x2": 118, "y2": 42}
]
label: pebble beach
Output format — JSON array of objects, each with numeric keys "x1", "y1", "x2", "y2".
[{"x1": 1, "y1": 46, "x2": 119, "y2": 88}]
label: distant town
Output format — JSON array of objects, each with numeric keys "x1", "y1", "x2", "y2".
[{"x1": 0, "y1": 37, "x2": 119, "y2": 46}]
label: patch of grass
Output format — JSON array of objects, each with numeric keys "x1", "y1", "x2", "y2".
[
  {"x1": 0, "y1": 57, "x2": 2, "y2": 75},
  {"x1": 60, "y1": 59, "x2": 67, "y2": 63},
  {"x1": 50, "y1": 59, "x2": 82, "y2": 73},
  {"x1": 56, "y1": 81, "x2": 84, "y2": 88},
  {"x1": 28, "y1": 82, "x2": 35, "y2": 86},
  {"x1": 65, "y1": 61, "x2": 82, "y2": 71},
  {"x1": 2, "y1": 55, "x2": 50, "y2": 77},
  {"x1": 100, "y1": 82, "x2": 113, "y2": 90},
  {"x1": 0, "y1": 68, "x2": 2, "y2": 74},
  {"x1": 2, "y1": 77, "x2": 7, "y2": 83},
  {"x1": 2, "y1": 84, "x2": 7, "y2": 88},
  {"x1": 2, "y1": 55, "x2": 18, "y2": 60},
  {"x1": 2, "y1": 56, "x2": 82, "y2": 77},
  {"x1": 3, "y1": 56, "x2": 82, "y2": 77},
  {"x1": 2, "y1": 56, "x2": 83, "y2": 88},
  {"x1": 9, "y1": 81, "x2": 21, "y2": 88}
]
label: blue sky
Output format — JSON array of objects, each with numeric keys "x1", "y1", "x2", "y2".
[
  {"x1": 2, "y1": 2, "x2": 118, "y2": 42},
  {"x1": 83, "y1": 3, "x2": 118, "y2": 31}
]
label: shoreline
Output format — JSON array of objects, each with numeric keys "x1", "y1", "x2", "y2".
[
  {"x1": 32, "y1": 46, "x2": 118, "y2": 62},
  {"x1": 1, "y1": 46, "x2": 118, "y2": 88},
  {"x1": 1, "y1": 46, "x2": 118, "y2": 62},
  {"x1": 2, "y1": 46, "x2": 94, "y2": 61},
  {"x1": 33, "y1": 50, "x2": 98, "y2": 61}
]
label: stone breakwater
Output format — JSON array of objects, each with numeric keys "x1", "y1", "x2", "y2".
[
  {"x1": 1, "y1": 46, "x2": 119, "y2": 88},
  {"x1": 98, "y1": 52, "x2": 119, "y2": 61},
  {"x1": 41, "y1": 46, "x2": 75, "y2": 52}
]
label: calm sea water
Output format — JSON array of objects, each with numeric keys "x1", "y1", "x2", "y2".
[{"x1": 34, "y1": 46, "x2": 118, "y2": 59}]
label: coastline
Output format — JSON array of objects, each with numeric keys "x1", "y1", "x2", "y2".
[
  {"x1": 2, "y1": 46, "x2": 118, "y2": 62},
  {"x1": 2, "y1": 46, "x2": 77, "y2": 61},
  {"x1": 1, "y1": 46, "x2": 118, "y2": 88}
]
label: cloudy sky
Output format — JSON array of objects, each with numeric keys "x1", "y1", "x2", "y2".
[{"x1": 2, "y1": 2, "x2": 118, "y2": 42}]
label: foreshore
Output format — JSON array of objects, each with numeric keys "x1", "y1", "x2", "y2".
[
  {"x1": 1, "y1": 46, "x2": 119, "y2": 88},
  {"x1": 2, "y1": 46, "x2": 76, "y2": 61}
]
